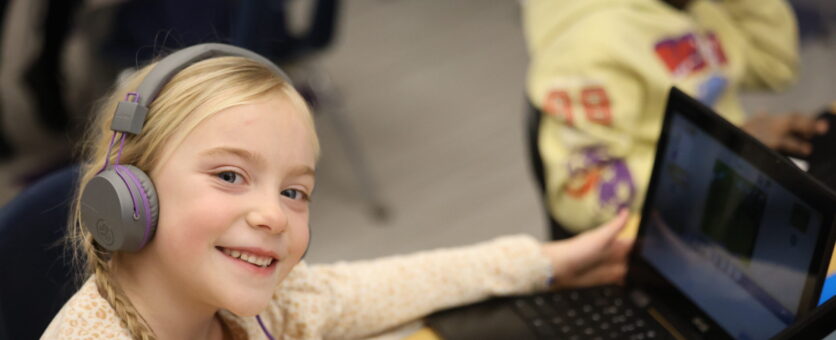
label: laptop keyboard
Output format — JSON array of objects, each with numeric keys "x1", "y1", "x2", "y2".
[{"x1": 511, "y1": 286, "x2": 673, "y2": 340}]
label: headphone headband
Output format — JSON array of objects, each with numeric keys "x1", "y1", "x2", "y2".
[{"x1": 111, "y1": 43, "x2": 290, "y2": 135}]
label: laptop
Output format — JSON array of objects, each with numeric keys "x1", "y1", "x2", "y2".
[{"x1": 426, "y1": 87, "x2": 836, "y2": 340}]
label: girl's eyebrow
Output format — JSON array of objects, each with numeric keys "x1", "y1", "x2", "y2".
[
  {"x1": 200, "y1": 147, "x2": 315, "y2": 177},
  {"x1": 287, "y1": 165, "x2": 316, "y2": 178},
  {"x1": 200, "y1": 146, "x2": 267, "y2": 168}
]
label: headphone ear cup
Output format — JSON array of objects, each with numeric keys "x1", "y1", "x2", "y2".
[{"x1": 80, "y1": 165, "x2": 159, "y2": 252}]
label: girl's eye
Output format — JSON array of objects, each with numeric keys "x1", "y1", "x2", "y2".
[
  {"x1": 281, "y1": 189, "x2": 309, "y2": 201},
  {"x1": 217, "y1": 171, "x2": 242, "y2": 184}
]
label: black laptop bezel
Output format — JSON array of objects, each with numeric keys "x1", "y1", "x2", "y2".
[
  {"x1": 627, "y1": 87, "x2": 836, "y2": 339},
  {"x1": 771, "y1": 293, "x2": 836, "y2": 339}
]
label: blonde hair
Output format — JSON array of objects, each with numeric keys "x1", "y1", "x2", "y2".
[{"x1": 67, "y1": 55, "x2": 318, "y2": 340}]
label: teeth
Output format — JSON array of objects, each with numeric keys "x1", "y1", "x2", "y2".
[{"x1": 221, "y1": 248, "x2": 274, "y2": 268}]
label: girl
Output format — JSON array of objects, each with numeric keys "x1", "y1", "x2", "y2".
[{"x1": 42, "y1": 44, "x2": 631, "y2": 340}]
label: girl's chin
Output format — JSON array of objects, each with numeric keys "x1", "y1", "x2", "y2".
[
  {"x1": 217, "y1": 286, "x2": 276, "y2": 316},
  {"x1": 214, "y1": 260, "x2": 291, "y2": 316},
  {"x1": 221, "y1": 298, "x2": 272, "y2": 317}
]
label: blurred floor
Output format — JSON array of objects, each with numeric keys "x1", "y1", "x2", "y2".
[
  {"x1": 304, "y1": 0, "x2": 547, "y2": 263},
  {"x1": 0, "y1": 0, "x2": 834, "y2": 264}
]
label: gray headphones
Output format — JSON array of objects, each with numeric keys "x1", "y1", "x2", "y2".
[{"x1": 80, "y1": 43, "x2": 291, "y2": 252}]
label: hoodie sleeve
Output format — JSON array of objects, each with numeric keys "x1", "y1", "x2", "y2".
[
  {"x1": 526, "y1": 13, "x2": 654, "y2": 233},
  {"x1": 690, "y1": 0, "x2": 799, "y2": 91},
  {"x1": 267, "y1": 235, "x2": 553, "y2": 339}
]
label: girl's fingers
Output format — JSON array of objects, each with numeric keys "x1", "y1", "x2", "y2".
[
  {"x1": 588, "y1": 209, "x2": 630, "y2": 246},
  {"x1": 564, "y1": 263, "x2": 628, "y2": 288}
]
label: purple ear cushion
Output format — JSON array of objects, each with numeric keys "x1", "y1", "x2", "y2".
[{"x1": 118, "y1": 165, "x2": 159, "y2": 247}]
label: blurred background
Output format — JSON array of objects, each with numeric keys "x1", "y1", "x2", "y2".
[{"x1": 0, "y1": 0, "x2": 834, "y2": 265}]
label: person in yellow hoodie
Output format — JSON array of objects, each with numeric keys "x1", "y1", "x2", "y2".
[{"x1": 524, "y1": 0, "x2": 830, "y2": 238}]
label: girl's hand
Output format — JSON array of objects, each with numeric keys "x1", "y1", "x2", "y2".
[{"x1": 541, "y1": 210, "x2": 634, "y2": 290}]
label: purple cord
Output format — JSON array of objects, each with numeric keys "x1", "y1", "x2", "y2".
[
  {"x1": 255, "y1": 315, "x2": 276, "y2": 340},
  {"x1": 112, "y1": 165, "x2": 140, "y2": 220},
  {"x1": 115, "y1": 133, "x2": 127, "y2": 164},
  {"x1": 99, "y1": 92, "x2": 139, "y2": 172},
  {"x1": 116, "y1": 165, "x2": 153, "y2": 248},
  {"x1": 99, "y1": 132, "x2": 119, "y2": 174},
  {"x1": 124, "y1": 92, "x2": 140, "y2": 103}
]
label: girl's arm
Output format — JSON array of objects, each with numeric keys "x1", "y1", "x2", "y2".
[
  {"x1": 268, "y1": 235, "x2": 553, "y2": 339},
  {"x1": 258, "y1": 212, "x2": 631, "y2": 339}
]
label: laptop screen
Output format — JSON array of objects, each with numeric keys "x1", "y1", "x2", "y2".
[{"x1": 635, "y1": 90, "x2": 836, "y2": 339}]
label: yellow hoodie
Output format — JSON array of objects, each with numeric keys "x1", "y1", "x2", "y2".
[{"x1": 524, "y1": 0, "x2": 798, "y2": 234}]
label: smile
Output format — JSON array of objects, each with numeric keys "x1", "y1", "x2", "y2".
[{"x1": 216, "y1": 246, "x2": 277, "y2": 268}]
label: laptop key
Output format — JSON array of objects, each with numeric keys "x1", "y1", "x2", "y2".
[
  {"x1": 624, "y1": 307, "x2": 635, "y2": 317},
  {"x1": 582, "y1": 304, "x2": 594, "y2": 313},
  {"x1": 635, "y1": 318, "x2": 645, "y2": 328},
  {"x1": 566, "y1": 308, "x2": 578, "y2": 318},
  {"x1": 569, "y1": 291, "x2": 581, "y2": 301},
  {"x1": 530, "y1": 318, "x2": 557, "y2": 337},
  {"x1": 550, "y1": 316, "x2": 564, "y2": 325},
  {"x1": 533, "y1": 298, "x2": 560, "y2": 317},
  {"x1": 602, "y1": 286, "x2": 623, "y2": 298},
  {"x1": 513, "y1": 299, "x2": 540, "y2": 320}
]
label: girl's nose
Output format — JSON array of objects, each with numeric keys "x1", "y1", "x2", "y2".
[{"x1": 245, "y1": 196, "x2": 288, "y2": 234}]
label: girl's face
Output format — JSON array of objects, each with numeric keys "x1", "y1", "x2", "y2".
[{"x1": 142, "y1": 95, "x2": 316, "y2": 315}]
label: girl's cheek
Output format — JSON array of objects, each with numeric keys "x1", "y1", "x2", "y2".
[
  {"x1": 162, "y1": 195, "x2": 231, "y2": 246},
  {"x1": 288, "y1": 223, "x2": 310, "y2": 262}
]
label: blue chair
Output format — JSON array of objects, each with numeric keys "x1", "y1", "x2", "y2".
[{"x1": 0, "y1": 166, "x2": 79, "y2": 340}]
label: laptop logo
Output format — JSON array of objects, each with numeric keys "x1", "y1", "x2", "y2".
[{"x1": 691, "y1": 317, "x2": 710, "y2": 333}]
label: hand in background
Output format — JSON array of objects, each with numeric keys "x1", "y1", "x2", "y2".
[
  {"x1": 541, "y1": 210, "x2": 634, "y2": 290},
  {"x1": 741, "y1": 112, "x2": 829, "y2": 157}
]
